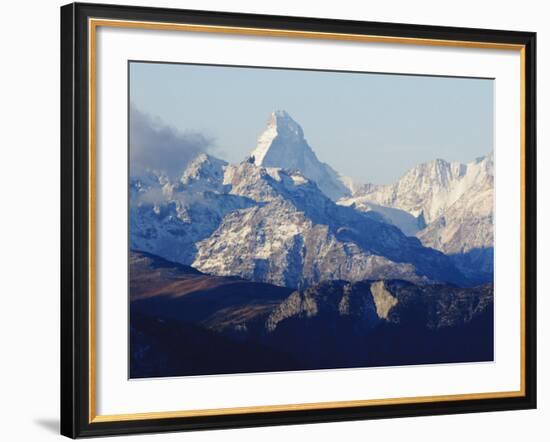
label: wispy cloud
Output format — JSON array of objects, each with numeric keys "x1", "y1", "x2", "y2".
[{"x1": 130, "y1": 104, "x2": 213, "y2": 180}]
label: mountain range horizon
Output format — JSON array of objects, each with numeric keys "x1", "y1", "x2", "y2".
[
  {"x1": 129, "y1": 108, "x2": 494, "y2": 378},
  {"x1": 131, "y1": 108, "x2": 493, "y2": 287}
]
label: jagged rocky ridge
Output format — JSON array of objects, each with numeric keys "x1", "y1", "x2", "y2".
[
  {"x1": 130, "y1": 112, "x2": 492, "y2": 287},
  {"x1": 130, "y1": 110, "x2": 493, "y2": 288},
  {"x1": 340, "y1": 153, "x2": 494, "y2": 282},
  {"x1": 131, "y1": 153, "x2": 467, "y2": 288},
  {"x1": 350, "y1": 153, "x2": 493, "y2": 224},
  {"x1": 130, "y1": 251, "x2": 494, "y2": 377},
  {"x1": 195, "y1": 160, "x2": 468, "y2": 287}
]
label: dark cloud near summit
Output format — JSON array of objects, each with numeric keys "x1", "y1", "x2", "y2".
[{"x1": 130, "y1": 105, "x2": 213, "y2": 179}]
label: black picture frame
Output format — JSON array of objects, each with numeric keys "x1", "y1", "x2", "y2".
[{"x1": 61, "y1": 2, "x2": 537, "y2": 438}]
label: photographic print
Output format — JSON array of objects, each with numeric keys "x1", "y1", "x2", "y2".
[
  {"x1": 61, "y1": 5, "x2": 536, "y2": 436},
  {"x1": 128, "y1": 61, "x2": 495, "y2": 379}
]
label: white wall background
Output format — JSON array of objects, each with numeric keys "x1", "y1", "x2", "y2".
[{"x1": 0, "y1": 0, "x2": 546, "y2": 440}]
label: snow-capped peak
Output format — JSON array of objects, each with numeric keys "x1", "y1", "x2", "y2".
[
  {"x1": 353, "y1": 152, "x2": 493, "y2": 223},
  {"x1": 248, "y1": 111, "x2": 351, "y2": 201},
  {"x1": 250, "y1": 110, "x2": 304, "y2": 165},
  {"x1": 179, "y1": 152, "x2": 228, "y2": 192},
  {"x1": 270, "y1": 110, "x2": 304, "y2": 135}
]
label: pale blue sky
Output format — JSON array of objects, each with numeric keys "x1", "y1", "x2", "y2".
[{"x1": 130, "y1": 61, "x2": 494, "y2": 185}]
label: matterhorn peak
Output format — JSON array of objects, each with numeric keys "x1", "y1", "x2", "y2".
[
  {"x1": 267, "y1": 110, "x2": 304, "y2": 136},
  {"x1": 250, "y1": 110, "x2": 303, "y2": 165},
  {"x1": 248, "y1": 111, "x2": 351, "y2": 201}
]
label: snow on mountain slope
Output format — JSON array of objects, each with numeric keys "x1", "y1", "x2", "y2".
[
  {"x1": 130, "y1": 158, "x2": 254, "y2": 265},
  {"x1": 355, "y1": 152, "x2": 493, "y2": 224},
  {"x1": 179, "y1": 152, "x2": 228, "y2": 192},
  {"x1": 338, "y1": 198, "x2": 425, "y2": 236},
  {"x1": 413, "y1": 153, "x2": 494, "y2": 266},
  {"x1": 418, "y1": 185, "x2": 493, "y2": 254},
  {"x1": 348, "y1": 152, "x2": 494, "y2": 279},
  {"x1": 192, "y1": 196, "x2": 424, "y2": 288},
  {"x1": 249, "y1": 110, "x2": 352, "y2": 200},
  {"x1": 129, "y1": 120, "x2": 492, "y2": 288},
  {"x1": 192, "y1": 160, "x2": 465, "y2": 288},
  {"x1": 416, "y1": 173, "x2": 494, "y2": 281}
]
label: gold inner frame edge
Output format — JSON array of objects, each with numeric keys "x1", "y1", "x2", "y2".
[{"x1": 87, "y1": 17, "x2": 527, "y2": 423}]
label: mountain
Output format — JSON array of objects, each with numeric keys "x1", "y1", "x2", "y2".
[
  {"x1": 131, "y1": 148, "x2": 470, "y2": 288},
  {"x1": 346, "y1": 153, "x2": 494, "y2": 281},
  {"x1": 352, "y1": 153, "x2": 493, "y2": 224},
  {"x1": 249, "y1": 110, "x2": 352, "y2": 200},
  {"x1": 130, "y1": 250, "x2": 293, "y2": 327},
  {"x1": 416, "y1": 169, "x2": 493, "y2": 281},
  {"x1": 261, "y1": 278, "x2": 493, "y2": 368},
  {"x1": 129, "y1": 114, "x2": 493, "y2": 288},
  {"x1": 179, "y1": 152, "x2": 228, "y2": 192},
  {"x1": 130, "y1": 250, "x2": 298, "y2": 378},
  {"x1": 266, "y1": 279, "x2": 493, "y2": 333},
  {"x1": 192, "y1": 160, "x2": 466, "y2": 288},
  {"x1": 130, "y1": 251, "x2": 494, "y2": 377},
  {"x1": 130, "y1": 155, "x2": 254, "y2": 264},
  {"x1": 130, "y1": 154, "x2": 465, "y2": 287}
]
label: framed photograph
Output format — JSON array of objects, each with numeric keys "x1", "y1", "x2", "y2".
[{"x1": 60, "y1": 2, "x2": 536, "y2": 438}]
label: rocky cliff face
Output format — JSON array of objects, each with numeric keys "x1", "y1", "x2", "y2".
[
  {"x1": 265, "y1": 280, "x2": 379, "y2": 333},
  {"x1": 417, "y1": 182, "x2": 493, "y2": 281},
  {"x1": 131, "y1": 151, "x2": 469, "y2": 289},
  {"x1": 130, "y1": 178, "x2": 254, "y2": 265},
  {"x1": 343, "y1": 153, "x2": 494, "y2": 280},
  {"x1": 192, "y1": 160, "x2": 465, "y2": 288},
  {"x1": 263, "y1": 278, "x2": 493, "y2": 334}
]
